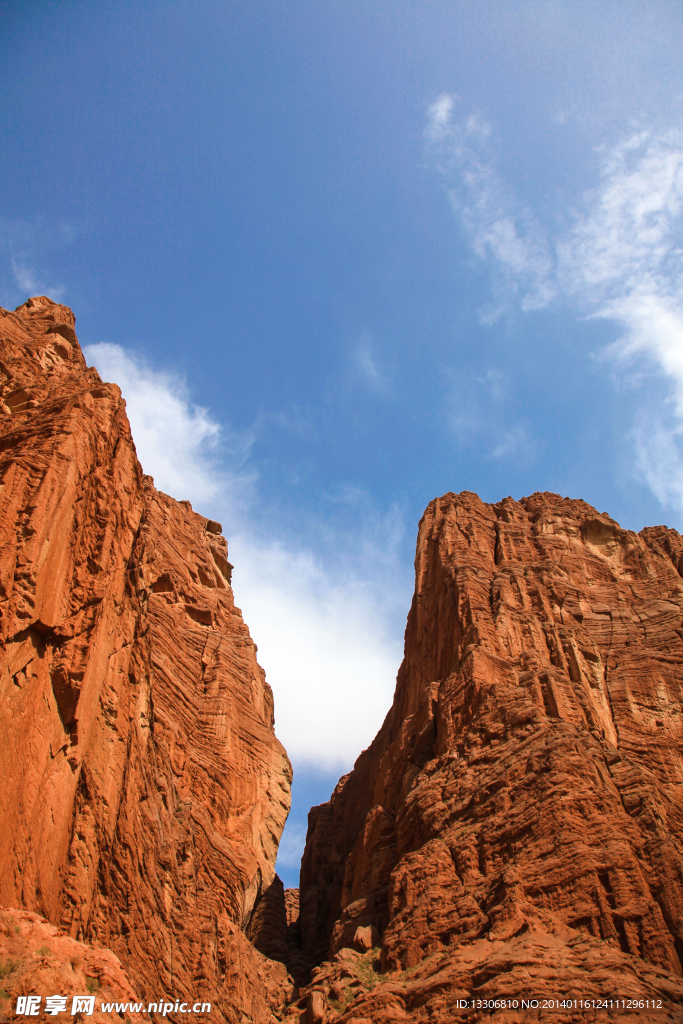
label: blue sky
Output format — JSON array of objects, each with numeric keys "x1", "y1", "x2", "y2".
[{"x1": 3, "y1": 0, "x2": 683, "y2": 886}]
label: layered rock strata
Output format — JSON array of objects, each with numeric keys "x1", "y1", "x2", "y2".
[
  {"x1": 0, "y1": 298, "x2": 292, "y2": 1023},
  {"x1": 5, "y1": 298, "x2": 683, "y2": 1023},
  {"x1": 299, "y1": 491, "x2": 683, "y2": 1022}
]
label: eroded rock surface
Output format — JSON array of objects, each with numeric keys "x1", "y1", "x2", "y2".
[
  {"x1": 299, "y1": 491, "x2": 683, "y2": 1022},
  {"x1": 0, "y1": 906, "x2": 149, "y2": 1024},
  {"x1": 0, "y1": 297, "x2": 292, "y2": 1023}
]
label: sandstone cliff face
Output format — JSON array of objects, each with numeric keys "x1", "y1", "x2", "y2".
[
  {"x1": 299, "y1": 491, "x2": 683, "y2": 1022},
  {"x1": 5, "y1": 298, "x2": 683, "y2": 1024},
  {"x1": 0, "y1": 297, "x2": 292, "y2": 1023}
]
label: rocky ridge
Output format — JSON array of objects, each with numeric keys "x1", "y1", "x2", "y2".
[
  {"x1": 297, "y1": 491, "x2": 683, "y2": 1022},
  {"x1": 0, "y1": 297, "x2": 292, "y2": 1023}
]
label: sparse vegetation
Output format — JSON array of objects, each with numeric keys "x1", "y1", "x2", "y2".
[
  {"x1": 36, "y1": 945, "x2": 51, "y2": 957},
  {"x1": 355, "y1": 948, "x2": 382, "y2": 992},
  {"x1": 86, "y1": 976, "x2": 99, "y2": 994},
  {"x1": 0, "y1": 958, "x2": 19, "y2": 980},
  {"x1": 328, "y1": 986, "x2": 354, "y2": 1013}
]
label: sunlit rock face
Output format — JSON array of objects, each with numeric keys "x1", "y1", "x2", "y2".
[
  {"x1": 0, "y1": 297, "x2": 292, "y2": 1024},
  {"x1": 0, "y1": 906, "x2": 150, "y2": 1024},
  {"x1": 298, "y1": 490, "x2": 683, "y2": 1022},
  {"x1": 3, "y1": 296, "x2": 683, "y2": 1023}
]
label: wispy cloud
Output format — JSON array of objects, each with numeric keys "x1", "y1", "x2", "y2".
[
  {"x1": 559, "y1": 131, "x2": 683, "y2": 299},
  {"x1": 425, "y1": 94, "x2": 556, "y2": 314},
  {"x1": 85, "y1": 341, "x2": 408, "y2": 771},
  {"x1": 11, "y1": 259, "x2": 65, "y2": 300},
  {"x1": 352, "y1": 332, "x2": 393, "y2": 396},
  {"x1": 427, "y1": 97, "x2": 683, "y2": 513},
  {"x1": 0, "y1": 218, "x2": 70, "y2": 307},
  {"x1": 449, "y1": 366, "x2": 534, "y2": 464}
]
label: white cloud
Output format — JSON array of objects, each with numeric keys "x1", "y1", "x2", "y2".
[
  {"x1": 84, "y1": 343, "x2": 255, "y2": 511},
  {"x1": 427, "y1": 100, "x2": 683, "y2": 513},
  {"x1": 229, "y1": 534, "x2": 403, "y2": 770},
  {"x1": 559, "y1": 131, "x2": 683, "y2": 301},
  {"x1": 559, "y1": 131, "x2": 683, "y2": 509},
  {"x1": 85, "y1": 341, "x2": 408, "y2": 772}
]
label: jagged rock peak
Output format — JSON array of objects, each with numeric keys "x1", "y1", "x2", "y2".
[{"x1": 298, "y1": 490, "x2": 683, "y2": 1022}]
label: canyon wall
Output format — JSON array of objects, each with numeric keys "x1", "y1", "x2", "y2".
[
  {"x1": 298, "y1": 491, "x2": 683, "y2": 1022},
  {"x1": 0, "y1": 297, "x2": 292, "y2": 1023},
  {"x1": 4, "y1": 296, "x2": 683, "y2": 1024}
]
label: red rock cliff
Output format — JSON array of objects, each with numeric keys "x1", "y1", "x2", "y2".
[
  {"x1": 0, "y1": 297, "x2": 292, "y2": 1023},
  {"x1": 298, "y1": 491, "x2": 683, "y2": 1022}
]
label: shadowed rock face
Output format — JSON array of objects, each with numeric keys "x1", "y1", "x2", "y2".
[
  {"x1": 299, "y1": 491, "x2": 683, "y2": 1022},
  {"x1": 0, "y1": 298, "x2": 292, "y2": 1023}
]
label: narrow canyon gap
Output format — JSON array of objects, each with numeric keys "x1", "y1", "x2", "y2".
[{"x1": 0, "y1": 299, "x2": 682, "y2": 1023}]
